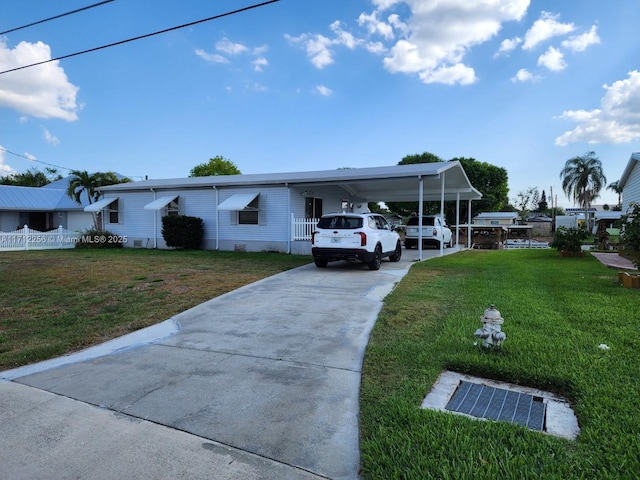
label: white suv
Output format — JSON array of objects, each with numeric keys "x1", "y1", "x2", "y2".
[
  {"x1": 311, "y1": 213, "x2": 402, "y2": 270},
  {"x1": 404, "y1": 215, "x2": 453, "y2": 249}
]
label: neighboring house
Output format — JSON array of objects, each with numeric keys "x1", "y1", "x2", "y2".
[
  {"x1": 619, "y1": 152, "x2": 640, "y2": 213},
  {"x1": 473, "y1": 212, "x2": 519, "y2": 225},
  {"x1": 94, "y1": 162, "x2": 482, "y2": 255},
  {"x1": 0, "y1": 177, "x2": 93, "y2": 232}
]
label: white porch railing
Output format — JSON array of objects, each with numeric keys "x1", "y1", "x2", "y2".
[
  {"x1": 291, "y1": 215, "x2": 318, "y2": 241},
  {"x1": 0, "y1": 225, "x2": 82, "y2": 251}
]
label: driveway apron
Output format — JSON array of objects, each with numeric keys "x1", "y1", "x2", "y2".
[{"x1": 2, "y1": 248, "x2": 449, "y2": 479}]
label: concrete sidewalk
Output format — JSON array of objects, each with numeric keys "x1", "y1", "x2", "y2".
[{"x1": 0, "y1": 247, "x2": 457, "y2": 480}]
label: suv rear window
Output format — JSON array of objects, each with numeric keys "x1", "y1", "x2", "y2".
[
  {"x1": 407, "y1": 217, "x2": 435, "y2": 226},
  {"x1": 317, "y1": 216, "x2": 364, "y2": 229}
]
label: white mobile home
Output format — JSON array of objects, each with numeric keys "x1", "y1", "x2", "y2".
[
  {"x1": 619, "y1": 152, "x2": 640, "y2": 213},
  {"x1": 93, "y1": 162, "x2": 482, "y2": 255}
]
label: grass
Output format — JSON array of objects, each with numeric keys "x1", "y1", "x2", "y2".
[
  {"x1": 360, "y1": 249, "x2": 640, "y2": 479},
  {"x1": 0, "y1": 249, "x2": 310, "y2": 370}
]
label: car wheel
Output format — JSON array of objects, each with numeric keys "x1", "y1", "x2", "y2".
[
  {"x1": 314, "y1": 257, "x2": 328, "y2": 268},
  {"x1": 389, "y1": 241, "x2": 402, "y2": 262},
  {"x1": 368, "y1": 245, "x2": 382, "y2": 270}
]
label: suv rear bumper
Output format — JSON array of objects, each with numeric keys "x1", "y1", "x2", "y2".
[
  {"x1": 312, "y1": 247, "x2": 375, "y2": 263},
  {"x1": 405, "y1": 238, "x2": 440, "y2": 248}
]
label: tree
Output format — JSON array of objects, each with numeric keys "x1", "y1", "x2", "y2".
[
  {"x1": 513, "y1": 187, "x2": 539, "y2": 219},
  {"x1": 66, "y1": 170, "x2": 131, "y2": 228},
  {"x1": 538, "y1": 190, "x2": 548, "y2": 211},
  {"x1": 189, "y1": 156, "x2": 240, "y2": 177},
  {"x1": 607, "y1": 180, "x2": 622, "y2": 210},
  {"x1": 560, "y1": 151, "x2": 607, "y2": 228},
  {"x1": 385, "y1": 153, "x2": 509, "y2": 223},
  {"x1": 0, "y1": 167, "x2": 62, "y2": 186}
]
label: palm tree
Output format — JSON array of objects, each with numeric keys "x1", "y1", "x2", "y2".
[
  {"x1": 560, "y1": 151, "x2": 606, "y2": 230},
  {"x1": 66, "y1": 170, "x2": 130, "y2": 228},
  {"x1": 607, "y1": 180, "x2": 622, "y2": 209}
]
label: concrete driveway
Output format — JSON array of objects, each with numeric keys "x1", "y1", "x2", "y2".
[{"x1": 0, "y1": 247, "x2": 459, "y2": 480}]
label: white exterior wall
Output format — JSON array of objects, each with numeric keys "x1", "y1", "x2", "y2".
[
  {"x1": 622, "y1": 161, "x2": 640, "y2": 214},
  {"x1": 0, "y1": 212, "x2": 19, "y2": 231},
  {"x1": 66, "y1": 211, "x2": 94, "y2": 232}
]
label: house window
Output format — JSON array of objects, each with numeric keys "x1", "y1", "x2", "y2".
[
  {"x1": 166, "y1": 198, "x2": 179, "y2": 217},
  {"x1": 107, "y1": 200, "x2": 120, "y2": 224},
  {"x1": 238, "y1": 195, "x2": 259, "y2": 225},
  {"x1": 305, "y1": 197, "x2": 322, "y2": 218}
]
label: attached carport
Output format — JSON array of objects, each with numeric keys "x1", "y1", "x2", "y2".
[{"x1": 288, "y1": 161, "x2": 482, "y2": 260}]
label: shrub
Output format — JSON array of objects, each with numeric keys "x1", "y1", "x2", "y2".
[
  {"x1": 75, "y1": 228, "x2": 124, "y2": 249},
  {"x1": 620, "y1": 202, "x2": 640, "y2": 268},
  {"x1": 161, "y1": 215, "x2": 204, "y2": 250},
  {"x1": 551, "y1": 225, "x2": 588, "y2": 252}
]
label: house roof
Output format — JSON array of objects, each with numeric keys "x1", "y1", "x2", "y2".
[
  {"x1": 0, "y1": 177, "x2": 88, "y2": 211},
  {"x1": 474, "y1": 212, "x2": 519, "y2": 219},
  {"x1": 618, "y1": 152, "x2": 640, "y2": 190},
  {"x1": 99, "y1": 162, "x2": 483, "y2": 202}
]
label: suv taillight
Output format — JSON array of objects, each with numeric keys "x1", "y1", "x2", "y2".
[
  {"x1": 311, "y1": 231, "x2": 317, "y2": 245},
  {"x1": 356, "y1": 232, "x2": 366, "y2": 246}
]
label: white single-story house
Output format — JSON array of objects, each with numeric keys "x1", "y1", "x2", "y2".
[
  {"x1": 619, "y1": 152, "x2": 640, "y2": 213},
  {"x1": 93, "y1": 162, "x2": 482, "y2": 255},
  {"x1": 0, "y1": 177, "x2": 93, "y2": 232},
  {"x1": 473, "y1": 212, "x2": 519, "y2": 225}
]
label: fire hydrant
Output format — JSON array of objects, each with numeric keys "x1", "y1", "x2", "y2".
[{"x1": 475, "y1": 304, "x2": 506, "y2": 348}]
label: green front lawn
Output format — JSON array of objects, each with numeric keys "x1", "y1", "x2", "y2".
[
  {"x1": 360, "y1": 249, "x2": 640, "y2": 479},
  {"x1": 0, "y1": 249, "x2": 310, "y2": 370}
]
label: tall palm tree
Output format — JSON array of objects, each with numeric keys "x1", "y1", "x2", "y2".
[
  {"x1": 560, "y1": 151, "x2": 606, "y2": 229},
  {"x1": 607, "y1": 180, "x2": 622, "y2": 209}
]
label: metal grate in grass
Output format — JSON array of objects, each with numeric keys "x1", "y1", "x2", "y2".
[{"x1": 445, "y1": 380, "x2": 546, "y2": 432}]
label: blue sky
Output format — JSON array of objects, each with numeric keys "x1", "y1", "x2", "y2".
[{"x1": 1, "y1": 0, "x2": 639, "y2": 208}]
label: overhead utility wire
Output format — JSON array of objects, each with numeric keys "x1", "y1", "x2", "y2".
[
  {"x1": 0, "y1": 0, "x2": 116, "y2": 35},
  {"x1": 0, "y1": 146, "x2": 72, "y2": 171},
  {"x1": 0, "y1": 0, "x2": 280, "y2": 76}
]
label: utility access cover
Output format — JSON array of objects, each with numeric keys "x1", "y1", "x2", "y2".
[
  {"x1": 445, "y1": 380, "x2": 546, "y2": 431},
  {"x1": 421, "y1": 371, "x2": 580, "y2": 440}
]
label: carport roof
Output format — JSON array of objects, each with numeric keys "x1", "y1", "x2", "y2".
[{"x1": 100, "y1": 162, "x2": 482, "y2": 202}]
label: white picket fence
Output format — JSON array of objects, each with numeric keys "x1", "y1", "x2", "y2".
[
  {"x1": 0, "y1": 225, "x2": 82, "y2": 251},
  {"x1": 291, "y1": 215, "x2": 318, "y2": 241}
]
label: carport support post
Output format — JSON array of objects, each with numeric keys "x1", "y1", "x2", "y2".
[
  {"x1": 467, "y1": 199, "x2": 472, "y2": 248},
  {"x1": 439, "y1": 171, "x2": 445, "y2": 256},
  {"x1": 456, "y1": 192, "x2": 460, "y2": 247},
  {"x1": 418, "y1": 175, "x2": 423, "y2": 261}
]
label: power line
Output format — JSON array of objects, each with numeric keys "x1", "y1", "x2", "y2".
[
  {"x1": 0, "y1": 146, "x2": 72, "y2": 171},
  {"x1": 0, "y1": 0, "x2": 116, "y2": 35},
  {"x1": 0, "y1": 0, "x2": 281, "y2": 76}
]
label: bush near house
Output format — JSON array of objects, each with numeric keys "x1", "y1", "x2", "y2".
[
  {"x1": 620, "y1": 202, "x2": 640, "y2": 268},
  {"x1": 161, "y1": 215, "x2": 204, "y2": 250},
  {"x1": 75, "y1": 228, "x2": 123, "y2": 249},
  {"x1": 551, "y1": 226, "x2": 588, "y2": 253}
]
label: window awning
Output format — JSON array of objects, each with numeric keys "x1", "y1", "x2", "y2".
[
  {"x1": 217, "y1": 193, "x2": 259, "y2": 211},
  {"x1": 84, "y1": 197, "x2": 117, "y2": 212},
  {"x1": 143, "y1": 195, "x2": 178, "y2": 211}
]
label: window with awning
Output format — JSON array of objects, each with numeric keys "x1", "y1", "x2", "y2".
[
  {"x1": 144, "y1": 196, "x2": 179, "y2": 216},
  {"x1": 84, "y1": 197, "x2": 118, "y2": 212},
  {"x1": 217, "y1": 193, "x2": 259, "y2": 211}
]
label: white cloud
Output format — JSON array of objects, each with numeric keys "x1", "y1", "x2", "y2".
[
  {"x1": 215, "y1": 38, "x2": 249, "y2": 55},
  {"x1": 289, "y1": 0, "x2": 529, "y2": 85},
  {"x1": 555, "y1": 70, "x2": 640, "y2": 145},
  {"x1": 537, "y1": 46, "x2": 566, "y2": 71},
  {"x1": 252, "y1": 57, "x2": 268, "y2": 72},
  {"x1": 495, "y1": 37, "x2": 522, "y2": 57},
  {"x1": 0, "y1": 147, "x2": 15, "y2": 175},
  {"x1": 194, "y1": 48, "x2": 228, "y2": 64},
  {"x1": 42, "y1": 127, "x2": 59, "y2": 145},
  {"x1": 511, "y1": 68, "x2": 541, "y2": 83},
  {"x1": 0, "y1": 40, "x2": 80, "y2": 121},
  {"x1": 316, "y1": 85, "x2": 333, "y2": 96},
  {"x1": 561, "y1": 25, "x2": 600, "y2": 52},
  {"x1": 522, "y1": 11, "x2": 575, "y2": 51}
]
